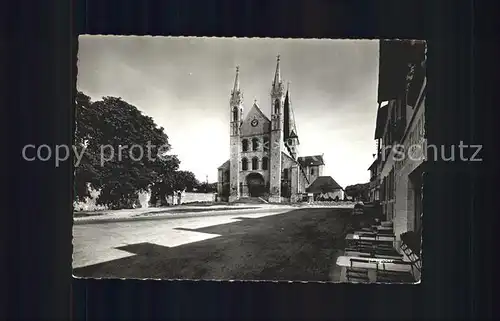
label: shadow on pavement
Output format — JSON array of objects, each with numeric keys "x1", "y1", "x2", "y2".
[{"x1": 74, "y1": 207, "x2": 353, "y2": 281}]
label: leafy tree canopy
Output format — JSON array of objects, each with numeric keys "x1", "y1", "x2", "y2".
[
  {"x1": 344, "y1": 183, "x2": 370, "y2": 201},
  {"x1": 74, "y1": 91, "x2": 191, "y2": 209}
]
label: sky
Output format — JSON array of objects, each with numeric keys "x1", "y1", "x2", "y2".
[{"x1": 77, "y1": 36, "x2": 380, "y2": 188}]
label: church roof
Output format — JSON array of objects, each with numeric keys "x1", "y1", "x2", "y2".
[
  {"x1": 283, "y1": 84, "x2": 299, "y2": 144},
  {"x1": 306, "y1": 176, "x2": 343, "y2": 193},
  {"x1": 244, "y1": 101, "x2": 271, "y2": 124},
  {"x1": 272, "y1": 55, "x2": 282, "y2": 92},
  {"x1": 298, "y1": 155, "x2": 325, "y2": 166},
  {"x1": 281, "y1": 151, "x2": 296, "y2": 163},
  {"x1": 217, "y1": 159, "x2": 230, "y2": 170}
]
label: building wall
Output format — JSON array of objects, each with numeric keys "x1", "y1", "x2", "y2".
[
  {"x1": 298, "y1": 167, "x2": 308, "y2": 194},
  {"x1": 179, "y1": 192, "x2": 215, "y2": 204},
  {"x1": 269, "y1": 97, "x2": 285, "y2": 202},
  {"x1": 304, "y1": 164, "x2": 322, "y2": 185},
  {"x1": 281, "y1": 153, "x2": 300, "y2": 201},
  {"x1": 290, "y1": 165, "x2": 300, "y2": 202},
  {"x1": 379, "y1": 149, "x2": 396, "y2": 220},
  {"x1": 239, "y1": 136, "x2": 271, "y2": 187},
  {"x1": 219, "y1": 141, "x2": 310, "y2": 201},
  {"x1": 240, "y1": 109, "x2": 271, "y2": 136},
  {"x1": 379, "y1": 99, "x2": 404, "y2": 220},
  {"x1": 229, "y1": 135, "x2": 240, "y2": 202},
  {"x1": 393, "y1": 96, "x2": 425, "y2": 246},
  {"x1": 239, "y1": 169, "x2": 269, "y2": 197}
]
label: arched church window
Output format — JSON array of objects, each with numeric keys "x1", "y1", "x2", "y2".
[
  {"x1": 252, "y1": 138, "x2": 259, "y2": 151},
  {"x1": 242, "y1": 158, "x2": 248, "y2": 171},
  {"x1": 263, "y1": 137, "x2": 269, "y2": 152},
  {"x1": 242, "y1": 139, "x2": 248, "y2": 152},
  {"x1": 274, "y1": 99, "x2": 280, "y2": 114},
  {"x1": 310, "y1": 168, "x2": 315, "y2": 175},
  {"x1": 252, "y1": 157, "x2": 259, "y2": 170},
  {"x1": 232, "y1": 107, "x2": 238, "y2": 122},
  {"x1": 262, "y1": 157, "x2": 269, "y2": 170}
]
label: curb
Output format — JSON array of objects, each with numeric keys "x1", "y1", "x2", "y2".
[{"x1": 73, "y1": 207, "x2": 294, "y2": 225}]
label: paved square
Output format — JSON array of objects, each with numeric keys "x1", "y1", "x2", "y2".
[{"x1": 73, "y1": 207, "x2": 351, "y2": 281}]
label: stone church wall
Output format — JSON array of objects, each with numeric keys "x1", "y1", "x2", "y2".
[{"x1": 177, "y1": 192, "x2": 216, "y2": 204}]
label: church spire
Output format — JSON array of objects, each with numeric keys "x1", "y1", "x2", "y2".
[
  {"x1": 230, "y1": 65, "x2": 243, "y2": 107},
  {"x1": 273, "y1": 55, "x2": 281, "y2": 89},
  {"x1": 232, "y1": 65, "x2": 240, "y2": 94},
  {"x1": 284, "y1": 81, "x2": 299, "y2": 140}
]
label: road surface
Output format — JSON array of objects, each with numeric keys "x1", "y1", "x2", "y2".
[{"x1": 73, "y1": 206, "x2": 352, "y2": 281}]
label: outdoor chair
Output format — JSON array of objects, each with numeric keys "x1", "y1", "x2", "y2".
[
  {"x1": 345, "y1": 244, "x2": 401, "y2": 257},
  {"x1": 360, "y1": 226, "x2": 393, "y2": 239},
  {"x1": 380, "y1": 221, "x2": 393, "y2": 227},
  {"x1": 355, "y1": 230, "x2": 377, "y2": 237},
  {"x1": 376, "y1": 261, "x2": 416, "y2": 283},
  {"x1": 376, "y1": 231, "x2": 422, "y2": 283},
  {"x1": 351, "y1": 234, "x2": 396, "y2": 248},
  {"x1": 376, "y1": 229, "x2": 394, "y2": 236},
  {"x1": 400, "y1": 230, "x2": 423, "y2": 274},
  {"x1": 355, "y1": 230, "x2": 395, "y2": 239},
  {"x1": 344, "y1": 249, "x2": 403, "y2": 260},
  {"x1": 346, "y1": 258, "x2": 371, "y2": 283}
]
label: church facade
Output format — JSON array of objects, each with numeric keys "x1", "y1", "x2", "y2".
[{"x1": 217, "y1": 56, "x2": 337, "y2": 203}]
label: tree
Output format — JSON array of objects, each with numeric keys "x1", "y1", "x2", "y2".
[
  {"x1": 173, "y1": 171, "x2": 199, "y2": 192},
  {"x1": 74, "y1": 92, "x2": 175, "y2": 208},
  {"x1": 344, "y1": 183, "x2": 370, "y2": 201},
  {"x1": 197, "y1": 181, "x2": 217, "y2": 193},
  {"x1": 150, "y1": 169, "x2": 199, "y2": 206},
  {"x1": 148, "y1": 155, "x2": 181, "y2": 206},
  {"x1": 74, "y1": 91, "x2": 101, "y2": 202}
]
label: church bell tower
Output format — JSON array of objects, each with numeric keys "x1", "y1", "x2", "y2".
[
  {"x1": 229, "y1": 66, "x2": 243, "y2": 202},
  {"x1": 269, "y1": 55, "x2": 286, "y2": 203}
]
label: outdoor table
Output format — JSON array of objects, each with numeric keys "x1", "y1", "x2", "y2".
[
  {"x1": 345, "y1": 233, "x2": 394, "y2": 249},
  {"x1": 346, "y1": 234, "x2": 394, "y2": 241},
  {"x1": 336, "y1": 255, "x2": 412, "y2": 283},
  {"x1": 354, "y1": 231, "x2": 377, "y2": 236},
  {"x1": 344, "y1": 250, "x2": 402, "y2": 260}
]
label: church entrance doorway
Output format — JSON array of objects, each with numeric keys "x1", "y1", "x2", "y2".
[{"x1": 246, "y1": 172, "x2": 266, "y2": 197}]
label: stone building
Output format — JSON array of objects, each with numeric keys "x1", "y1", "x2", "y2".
[
  {"x1": 367, "y1": 157, "x2": 381, "y2": 202},
  {"x1": 217, "y1": 56, "x2": 340, "y2": 203},
  {"x1": 372, "y1": 39, "x2": 426, "y2": 251},
  {"x1": 305, "y1": 176, "x2": 344, "y2": 201}
]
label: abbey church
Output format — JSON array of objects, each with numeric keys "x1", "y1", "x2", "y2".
[{"x1": 217, "y1": 56, "x2": 344, "y2": 203}]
